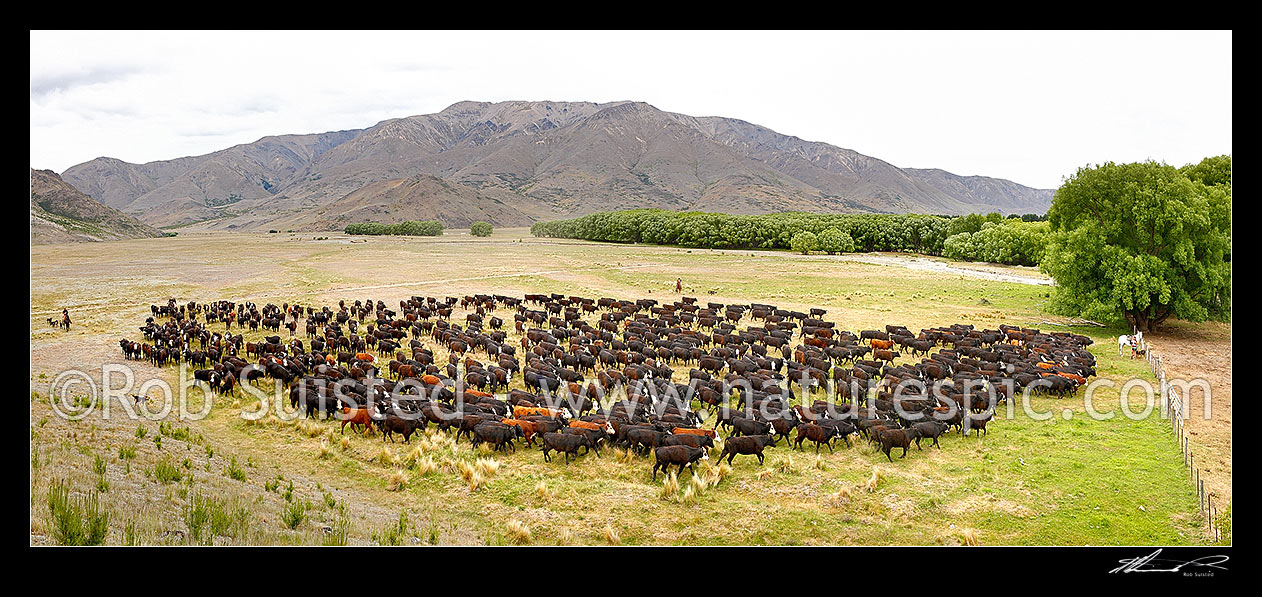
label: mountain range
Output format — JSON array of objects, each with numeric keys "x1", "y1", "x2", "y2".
[
  {"x1": 60, "y1": 100, "x2": 1054, "y2": 230},
  {"x1": 30, "y1": 169, "x2": 164, "y2": 244}
]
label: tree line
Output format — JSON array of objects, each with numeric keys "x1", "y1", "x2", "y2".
[
  {"x1": 530, "y1": 209, "x2": 1049, "y2": 264},
  {"x1": 344, "y1": 220, "x2": 444, "y2": 236}
]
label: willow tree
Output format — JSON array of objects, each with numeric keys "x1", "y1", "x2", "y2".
[{"x1": 1040, "y1": 158, "x2": 1230, "y2": 331}]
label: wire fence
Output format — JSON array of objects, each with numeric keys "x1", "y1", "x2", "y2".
[{"x1": 1137, "y1": 333, "x2": 1227, "y2": 543}]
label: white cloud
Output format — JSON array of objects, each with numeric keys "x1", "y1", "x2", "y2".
[{"x1": 30, "y1": 30, "x2": 1231, "y2": 189}]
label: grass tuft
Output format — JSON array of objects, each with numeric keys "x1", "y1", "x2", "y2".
[
  {"x1": 506, "y1": 519, "x2": 532, "y2": 545},
  {"x1": 387, "y1": 470, "x2": 409, "y2": 492},
  {"x1": 603, "y1": 524, "x2": 621, "y2": 546},
  {"x1": 375, "y1": 447, "x2": 399, "y2": 466},
  {"x1": 659, "y1": 472, "x2": 680, "y2": 500},
  {"x1": 865, "y1": 468, "x2": 886, "y2": 493},
  {"x1": 475, "y1": 458, "x2": 500, "y2": 477}
]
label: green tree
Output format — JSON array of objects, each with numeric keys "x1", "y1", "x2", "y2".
[
  {"x1": 470, "y1": 221, "x2": 493, "y2": 237},
  {"x1": 816, "y1": 227, "x2": 855, "y2": 254},
  {"x1": 790, "y1": 231, "x2": 819, "y2": 255},
  {"x1": 1040, "y1": 160, "x2": 1231, "y2": 331},
  {"x1": 1180, "y1": 155, "x2": 1231, "y2": 190}
]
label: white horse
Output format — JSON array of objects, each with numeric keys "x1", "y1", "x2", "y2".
[{"x1": 1117, "y1": 334, "x2": 1131, "y2": 357}]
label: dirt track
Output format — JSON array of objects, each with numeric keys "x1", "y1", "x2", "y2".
[{"x1": 1144, "y1": 321, "x2": 1232, "y2": 508}]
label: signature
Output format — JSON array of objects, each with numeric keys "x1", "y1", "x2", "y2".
[{"x1": 1110, "y1": 549, "x2": 1229, "y2": 574}]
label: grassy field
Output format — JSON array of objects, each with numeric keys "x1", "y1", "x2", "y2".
[{"x1": 29, "y1": 229, "x2": 1226, "y2": 545}]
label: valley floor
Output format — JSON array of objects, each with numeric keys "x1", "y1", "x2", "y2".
[{"x1": 30, "y1": 229, "x2": 1229, "y2": 545}]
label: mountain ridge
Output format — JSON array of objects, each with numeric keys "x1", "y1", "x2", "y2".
[
  {"x1": 30, "y1": 168, "x2": 165, "y2": 244},
  {"x1": 61, "y1": 100, "x2": 1053, "y2": 230}
]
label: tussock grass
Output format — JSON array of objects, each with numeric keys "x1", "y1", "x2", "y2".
[
  {"x1": 535, "y1": 480, "x2": 552, "y2": 499},
  {"x1": 506, "y1": 519, "x2": 532, "y2": 545},
  {"x1": 318, "y1": 441, "x2": 333, "y2": 460},
  {"x1": 556, "y1": 526, "x2": 573, "y2": 546},
  {"x1": 680, "y1": 484, "x2": 698, "y2": 506},
  {"x1": 457, "y1": 461, "x2": 476, "y2": 482},
  {"x1": 955, "y1": 527, "x2": 980, "y2": 546},
  {"x1": 775, "y1": 456, "x2": 796, "y2": 474},
  {"x1": 387, "y1": 470, "x2": 409, "y2": 492},
  {"x1": 689, "y1": 473, "x2": 709, "y2": 495},
  {"x1": 865, "y1": 468, "x2": 886, "y2": 493},
  {"x1": 755, "y1": 469, "x2": 774, "y2": 481},
  {"x1": 375, "y1": 447, "x2": 399, "y2": 467},
  {"x1": 465, "y1": 471, "x2": 486, "y2": 491},
  {"x1": 829, "y1": 486, "x2": 853, "y2": 506},
  {"x1": 659, "y1": 472, "x2": 680, "y2": 500},
  {"x1": 340, "y1": 436, "x2": 351, "y2": 451},
  {"x1": 414, "y1": 456, "x2": 438, "y2": 476},
  {"x1": 603, "y1": 524, "x2": 621, "y2": 546},
  {"x1": 718, "y1": 462, "x2": 733, "y2": 481},
  {"x1": 475, "y1": 458, "x2": 500, "y2": 477}
]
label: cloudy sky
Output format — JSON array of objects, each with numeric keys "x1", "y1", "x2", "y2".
[{"x1": 30, "y1": 30, "x2": 1231, "y2": 189}]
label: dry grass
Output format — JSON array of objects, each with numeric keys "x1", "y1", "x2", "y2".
[
  {"x1": 603, "y1": 524, "x2": 620, "y2": 546},
  {"x1": 535, "y1": 480, "x2": 552, "y2": 499},
  {"x1": 954, "y1": 527, "x2": 980, "y2": 546},
  {"x1": 375, "y1": 447, "x2": 399, "y2": 467},
  {"x1": 457, "y1": 461, "x2": 475, "y2": 482},
  {"x1": 689, "y1": 473, "x2": 709, "y2": 495},
  {"x1": 659, "y1": 472, "x2": 680, "y2": 500},
  {"x1": 865, "y1": 468, "x2": 886, "y2": 493},
  {"x1": 556, "y1": 526, "x2": 573, "y2": 546},
  {"x1": 413, "y1": 456, "x2": 438, "y2": 476},
  {"x1": 506, "y1": 519, "x2": 532, "y2": 545},
  {"x1": 474, "y1": 458, "x2": 500, "y2": 478},
  {"x1": 387, "y1": 470, "x2": 408, "y2": 492},
  {"x1": 317, "y1": 441, "x2": 333, "y2": 460}
]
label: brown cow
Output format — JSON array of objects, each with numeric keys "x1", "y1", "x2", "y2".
[{"x1": 339, "y1": 407, "x2": 374, "y2": 435}]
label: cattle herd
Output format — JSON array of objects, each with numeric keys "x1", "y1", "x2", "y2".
[{"x1": 118, "y1": 292, "x2": 1098, "y2": 476}]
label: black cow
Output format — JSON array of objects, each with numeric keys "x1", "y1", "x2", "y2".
[
  {"x1": 539, "y1": 432, "x2": 593, "y2": 464},
  {"x1": 719, "y1": 434, "x2": 779, "y2": 465},
  {"x1": 652, "y1": 445, "x2": 710, "y2": 480}
]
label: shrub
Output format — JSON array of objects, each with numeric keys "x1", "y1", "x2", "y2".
[
  {"x1": 225, "y1": 456, "x2": 246, "y2": 482},
  {"x1": 376, "y1": 510, "x2": 409, "y2": 546},
  {"x1": 152, "y1": 458, "x2": 182, "y2": 484},
  {"x1": 470, "y1": 221, "x2": 493, "y2": 237},
  {"x1": 282, "y1": 501, "x2": 306, "y2": 530},
  {"x1": 47, "y1": 480, "x2": 110, "y2": 546}
]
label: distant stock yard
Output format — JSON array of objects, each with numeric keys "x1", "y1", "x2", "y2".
[{"x1": 29, "y1": 229, "x2": 1228, "y2": 546}]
